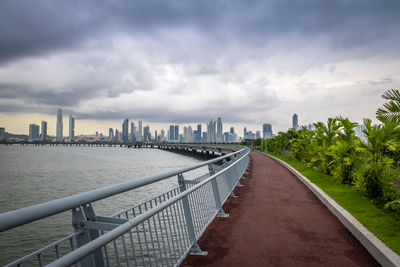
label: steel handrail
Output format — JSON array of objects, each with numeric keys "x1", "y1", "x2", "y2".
[
  {"x1": 46, "y1": 148, "x2": 250, "y2": 267},
  {"x1": 0, "y1": 147, "x2": 246, "y2": 232}
]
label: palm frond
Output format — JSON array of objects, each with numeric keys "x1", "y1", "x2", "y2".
[
  {"x1": 381, "y1": 88, "x2": 400, "y2": 101},
  {"x1": 376, "y1": 89, "x2": 400, "y2": 123}
]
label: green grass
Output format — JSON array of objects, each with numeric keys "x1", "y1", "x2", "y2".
[{"x1": 266, "y1": 151, "x2": 400, "y2": 255}]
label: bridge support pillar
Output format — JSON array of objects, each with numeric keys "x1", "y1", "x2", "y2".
[{"x1": 177, "y1": 174, "x2": 207, "y2": 256}]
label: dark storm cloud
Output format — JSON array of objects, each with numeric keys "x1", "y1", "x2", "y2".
[
  {"x1": 0, "y1": 82, "x2": 96, "y2": 106},
  {"x1": 1, "y1": 0, "x2": 400, "y2": 64}
]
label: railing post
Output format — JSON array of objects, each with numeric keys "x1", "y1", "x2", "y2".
[
  {"x1": 234, "y1": 160, "x2": 244, "y2": 187},
  {"x1": 208, "y1": 164, "x2": 229, "y2": 217},
  {"x1": 177, "y1": 174, "x2": 207, "y2": 255},
  {"x1": 72, "y1": 204, "x2": 105, "y2": 267},
  {"x1": 226, "y1": 164, "x2": 238, "y2": 198}
]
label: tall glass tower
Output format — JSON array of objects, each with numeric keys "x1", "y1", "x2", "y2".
[
  {"x1": 138, "y1": 120, "x2": 143, "y2": 141},
  {"x1": 56, "y1": 108, "x2": 63, "y2": 142},
  {"x1": 69, "y1": 115, "x2": 75, "y2": 142},
  {"x1": 292, "y1": 114, "x2": 299, "y2": 130},
  {"x1": 41, "y1": 121, "x2": 47, "y2": 141},
  {"x1": 217, "y1": 117, "x2": 223, "y2": 143},
  {"x1": 122, "y1": 118, "x2": 129, "y2": 142}
]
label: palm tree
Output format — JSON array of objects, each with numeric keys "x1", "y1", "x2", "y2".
[
  {"x1": 358, "y1": 119, "x2": 400, "y2": 163},
  {"x1": 376, "y1": 89, "x2": 400, "y2": 123},
  {"x1": 336, "y1": 116, "x2": 358, "y2": 141},
  {"x1": 354, "y1": 119, "x2": 400, "y2": 198}
]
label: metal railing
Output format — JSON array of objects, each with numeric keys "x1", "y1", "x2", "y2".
[{"x1": 0, "y1": 146, "x2": 250, "y2": 267}]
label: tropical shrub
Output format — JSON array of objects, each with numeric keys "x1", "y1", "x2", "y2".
[
  {"x1": 353, "y1": 157, "x2": 393, "y2": 198},
  {"x1": 384, "y1": 199, "x2": 400, "y2": 212}
]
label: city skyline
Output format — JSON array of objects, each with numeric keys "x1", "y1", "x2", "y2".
[
  {"x1": 0, "y1": 1, "x2": 398, "y2": 136},
  {"x1": 0, "y1": 108, "x2": 372, "y2": 142},
  {"x1": 5, "y1": 108, "x2": 287, "y2": 142}
]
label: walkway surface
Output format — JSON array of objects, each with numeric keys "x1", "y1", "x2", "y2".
[{"x1": 181, "y1": 151, "x2": 379, "y2": 266}]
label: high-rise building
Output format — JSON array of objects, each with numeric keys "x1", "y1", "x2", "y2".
[
  {"x1": 355, "y1": 124, "x2": 367, "y2": 142},
  {"x1": 207, "y1": 120, "x2": 216, "y2": 142},
  {"x1": 217, "y1": 117, "x2": 223, "y2": 143},
  {"x1": 155, "y1": 130, "x2": 158, "y2": 141},
  {"x1": 122, "y1": 119, "x2": 129, "y2": 142},
  {"x1": 29, "y1": 124, "x2": 40, "y2": 141},
  {"x1": 56, "y1": 108, "x2": 63, "y2": 141},
  {"x1": 183, "y1": 126, "x2": 188, "y2": 142},
  {"x1": 160, "y1": 129, "x2": 166, "y2": 141},
  {"x1": 115, "y1": 129, "x2": 121, "y2": 142},
  {"x1": 0, "y1": 127, "x2": 5, "y2": 141},
  {"x1": 292, "y1": 114, "x2": 299, "y2": 130},
  {"x1": 194, "y1": 124, "x2": 202, "y2": 143},
  {"x1": 69, "y1": 115, "x2": 75, "y2": 142},
  {"x1": 230, "y1": 127, "x2": 234, "y2": 134},
  {"x1": 188, "y1": 126, "x2": 193, "y2": 142},
  {"x1": 202, "y1": 132, "x2": 207, "y2": 143},
  {"x1": 263, "y1": 123, "x2": 273, "y2": 139},
  {"x1": 138, "y1": 120, "x2": 143, "y2": 141},
  {"x1": 130, "y1": 122, "x2": 136, "y2": 142},
  {"x1": 169, "y1": 125, "x2": 175, "y2": 142},
  {"x1": 41, "y1": 121, "x2": 47, "y2": 141},
  {"x1": 109, "y1": 128, "x2": 114, "y2": 141},
  {"x1": 143, "y1": 126, "x2": 150, "y2": 142},
  {"x1": 174, "y1": 125, "x2": 179, "y2": 142}
]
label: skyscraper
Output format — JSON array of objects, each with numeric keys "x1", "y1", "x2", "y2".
[
  {"x1": 122, "y1": 118, "x2": 129, "y2": 142},
  {"x1": 41, "y1": 121, "x2": 47, "y2": 141},
  {"x1": 355, "y1": 124, "x2": 367, "y2": 142},
  {"x1": 174, "y1": 125, "x2": 179, "y2": 142},
  {"x1": 130, "y1": 122, "x2": 135, "y2": 142},
  {"x1": 29, "y1": 124, "x2": 40, "y2": 141},
  {"x1": 0, "y1": 127, "x2": 5, "y2": 141},
  {"x1": 56, "y1": 108, "x2": 63, "y2": 141},
  {"x1": 263, "y1": 123, "x2": 273, "y2": 139},
  {"x1": 138, "y1": 120, "x2": 143, "y2": 141},
  {"x1": 183, "y1": 126, "x2": 188, "y2": 142},
  {"x1": 169, "y1": 125, "x2": 175, "y2": 141},
  {"x1": 207, "y1": 120, "x2": 216, "y2": 142},
  {"x1": 188, "y1": 126, "x2": 193, "y2": 142},
  {"x1": 161, "y1": 129, "x2": 165, "y2": 141},
  {"x1": 195, "y1": 124, "x2": 202, "y2": 143},
  {"x1": 292, "y1": 114, "x2": 299, "y2": 130},
  {"x1": 109, "y1": 128, "x2": 114, "y2": 141},
  {"x1": 115, "y1": 129, "x2": 121, "y2": 141},
  {"x1": 217, "y1": 117, "x2": 223, "y2": 143},
  {"x1": 143, "y1": 126, "x2": 150, "y2": 142},
  {"x1": 69, "y1": 115, "x2": 75, "y2": 142}
]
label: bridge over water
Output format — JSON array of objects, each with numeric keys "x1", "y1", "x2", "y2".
[{"x1": 0, "y1": 145, "x2": 398, "y2": 266}]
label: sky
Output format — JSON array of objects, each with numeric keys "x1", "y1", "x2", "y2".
[{"x1": 0, "y1": 0, "x2": 400, "y2": 136}]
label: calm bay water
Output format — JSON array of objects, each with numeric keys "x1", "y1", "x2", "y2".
[{"x1": 0, "y1": 145, "x2": 206, "y2": 266}]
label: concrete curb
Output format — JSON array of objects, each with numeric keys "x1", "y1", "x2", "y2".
[{"x1": 263, "y1": 152, "x2": 400, "y2": 267}]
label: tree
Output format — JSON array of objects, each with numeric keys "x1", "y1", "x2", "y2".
[
  {"x1": 329, "y1": 117, "x2": 359, "y2": 184},
  {"x1": 376, "y1": 89, "x2": 400, "y2": 123},
  {"x1": 354, "y1": 119, "x2": 400, "y2": 198}
]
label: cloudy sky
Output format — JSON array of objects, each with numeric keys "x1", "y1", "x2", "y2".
[{"x1": 0, "y1": 0, "x2": 399, "y2": 136}]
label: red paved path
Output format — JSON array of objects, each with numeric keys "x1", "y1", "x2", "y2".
[{"x1": 181, "y1": 151, "x2": 379, "y2": 266}]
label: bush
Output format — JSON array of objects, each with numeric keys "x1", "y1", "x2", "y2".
[
  {"x1": 354, "y1": 158, "x2": 393, "y2": 199},
  {"x1": 384, "y1": 199, "x2": 400, "y2": 212}
]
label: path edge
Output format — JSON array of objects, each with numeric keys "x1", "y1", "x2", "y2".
[{"x1": 262, "y1": 152, "x2": 400, "y2": 267}]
